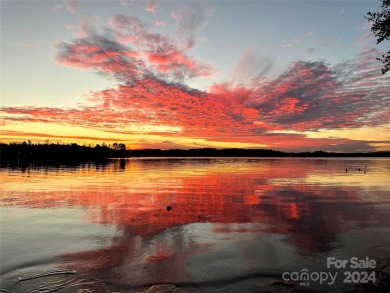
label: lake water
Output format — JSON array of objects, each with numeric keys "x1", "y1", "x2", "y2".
[{"x1": 1, "y1": 158, "x2": 389, "y2": 292}]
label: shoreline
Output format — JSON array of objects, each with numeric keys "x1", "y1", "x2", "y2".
[{"x1": 1, "y1": 143, "x2": 389, "y2": 166}]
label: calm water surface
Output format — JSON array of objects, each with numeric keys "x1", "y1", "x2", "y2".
[{"x1": 1, "y1": 158, "x2": 389, "y2": 292}]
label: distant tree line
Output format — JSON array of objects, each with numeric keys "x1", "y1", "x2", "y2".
[
  {"x1": 0, "y1": 142, "x2": 127, "y2": 166},
  {"x1": 0, "y1": 142, "x2": 389, "y2": 166}
]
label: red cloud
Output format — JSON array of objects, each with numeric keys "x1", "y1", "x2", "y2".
[
  {"x1": 1, "y1": 10, "x2": 389, "y2": 152},
  {"x1": 0, "y1": 73, "x2": 381, "y2": 152},
  {"x1": 106, "y1": 14, "x2": 216, "y2": 82},
  {"x1": 56, "y1": 35, "x2": 147, "y2": 83}
]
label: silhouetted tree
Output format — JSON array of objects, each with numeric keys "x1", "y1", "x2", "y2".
[{"x1": 366, "y1": 0, "x2": 390, "y2": 74}]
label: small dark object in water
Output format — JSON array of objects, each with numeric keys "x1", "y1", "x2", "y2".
[
  {"x1": 359, "y1": 168, "x2": 361, "y2": 171},
  {"x1": 345, "y1": 168, "x2": 348, "y2": 173},
  {"x1": 167, "y1": 205, "x2": 172, "y2": 211}
]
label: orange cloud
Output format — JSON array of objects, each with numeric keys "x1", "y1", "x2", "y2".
[{"x1": 1, "y1": 12, "x2": 389, "y2": 152}]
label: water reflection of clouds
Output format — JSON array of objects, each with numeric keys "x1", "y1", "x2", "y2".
[
  {"x1": 2, "y1": 160, "x2": 388, "y2": 236},
  {"x1": 1, "y1": 158, "x2": 389, "y2": 291},
  {"x1": 306, "y1": 173, "x2": 390, "y2": 191}
]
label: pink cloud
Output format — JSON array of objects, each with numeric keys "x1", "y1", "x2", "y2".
[
  {"x1": 146, "y1": 1, "x2": 157, "y2": 15},
  {"x1": 155, "y1": 19, "x2": 166, "y2": 26},
  {"x1": 1, "y1": 12, "x2": 388, "y2": 152},
  {"x1": 107, "y1": 14, "x2": 216, "y2": 82},
  {"x1": 2, "y1": 50, "x2": 388, "y2": 151},
  {"x1": 357, "y1": 32, "x2": 376, "y2": 47},
  {"x1": 65, "y1": 0, "x2": 79, "y2": 14}
]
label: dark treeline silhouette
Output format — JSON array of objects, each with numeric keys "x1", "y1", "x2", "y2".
[
  {"x1": 1, "y1": 142, "x2": 389, "y2": 166},
  {"x1": 0, "y1": 142, "x2": 125, "y2": 166}
]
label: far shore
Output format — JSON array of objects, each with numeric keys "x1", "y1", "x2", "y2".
[{"x1": 1, "y1": 142, "x2": 389, "y2": 166}]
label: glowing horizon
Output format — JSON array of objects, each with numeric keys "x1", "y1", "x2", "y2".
[{"x1": 1, "y1": 0, "x2": 389, "y2": 152}]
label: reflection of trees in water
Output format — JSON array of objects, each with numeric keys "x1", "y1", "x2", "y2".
[{"x1": 2, "y1": 159, "x2": 389, "y2": 289}]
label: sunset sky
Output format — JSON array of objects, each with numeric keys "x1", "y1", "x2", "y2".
[{"x1": 1, "y1": 0, "x2": 389, "y2": 152}]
